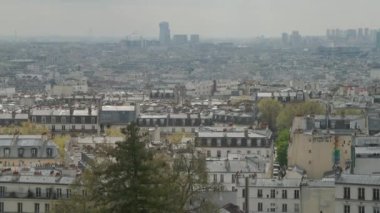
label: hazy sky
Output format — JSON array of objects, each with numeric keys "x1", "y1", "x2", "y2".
[{"x1": 0, "y1": 0, "x2": 379, "y2": 38}]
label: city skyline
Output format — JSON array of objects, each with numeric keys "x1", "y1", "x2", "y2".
[{"x1": 0, "y1": 0, "x2": 379, "y2": 39}]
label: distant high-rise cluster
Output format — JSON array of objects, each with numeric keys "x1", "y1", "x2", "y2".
[
  {"x1": 326, "y1": 28, "x2": 376, "y2": 42},
  {"x1": 281, "y1": 31, "x2": 303, "y2": 46},
  {"x1": 159, "y1": 22, "x2": 200, "y2": 46}
]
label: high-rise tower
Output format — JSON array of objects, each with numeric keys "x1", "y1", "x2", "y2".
[{"x1": 159, "y1": 22, "x2": 171, "y2": 45}]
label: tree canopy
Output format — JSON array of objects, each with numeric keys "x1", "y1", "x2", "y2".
[{"x1": 55, "y1": 123, "x2": 216, "y2": 213}]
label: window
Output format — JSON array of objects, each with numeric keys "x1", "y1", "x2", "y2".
[
  {"x1": 56, "y1": 188, "x2": 62, "y2": 198},
  {"x1": 270, "y1": 189, "x2": 275, "y2": 198},
  {"x1": 282, "y1": 190, "x2": 287, "y2": 199},
  {"x1": 61, "y1": 116, "x2": 66, "y2": 124},
  {"x1": 213, "y1": 174, "x2": 217, "y2": 183},
  {"x1": 344, "y1": 205, "x2": 350, "y2": 213},
  {"x1": 46, "y1": 148, "x2": 53, "y2": 157},
  {"x1": 343, "y1": 187, "x2": 350, "y2": 199},
  {"x1": 0, "y1": 186, "x2": 5, "y2": 196},
  {"x1": 35, "y1": 188, "x2": 41, "y2": 198},
  {"x1": 91, "y1": 117, "x2": 96, "y2": 124},
  {"x1": 220, "y1": 174, "x2": 224, "y2": 183},
  {"x1": 294, "y1": 203, "x2": 299, "y2": 213},
  {"x1": 358, "y1": 206, "x2": 365, "y2": 213},
  {"x1": 374, "y1": 207, "x2": 380, "y2": 213},
  {"x1": 45, "y1": 204, "x2": 50, "y2": 213},
  {"x1": 81, "y1": 117, "x2": 85, "y2": 124},
  {"x1": 34, "y1": 203, "x2": 40, "y2": 213},
  {"x1": 206, "y1": 150, "x2": 211, "y2": 158},
  {"x1": 258, "y1": 202, "x2": 263, "y2": 212},
  {"x1": 294, "y1": 190, "x2": 299, "y2": 199},
  {"x1": 41, "y1": 116, "x2": 46, "y2": 123},
  {"x1": 242, "y1": 189, "x2": 246, "y2": 198},
  {"x1": 18, "y1": 148, "x2": 24, "y2": 157},
  {"x1": 282, "y1": 204, "x2": 287, "y2": 212},
  {"x1": 71, "y1": 117, "x2": 76, "y2": 124},
  {"x1": 3, "y1": 148, "x2": 10, "y2": 157},
  {"x1": 0, "y1": 202, "x2": 3, "y2": 213},
  {"x1": 258, "y1": 189, "x2": 263, "y2": 198},
  {"x1": 358, "y1": 188, "x2": 365, "y2": 200},
  {"x1": 373, "y1": 188, "x2": 380, "y2": 201},
  {"x1": 211, "y1": 138, "x2": 217, "y2": 146},
  {"x1": 217, "y1": 150, "x2": 221, "y2": 158},
  {"x1": 46, "y1": 188, "x2": 52, "y2": 198},
  {"x1": 66, "y1": 189, "x2": 71, "y2": 198},
  {"x1": 62, "y1": 125, "x2": 66, "y2": 131},
  {"x1": 31, "y1": 148, "x2": 38, "y2": 157},
  {"x1": 51, "y1": 116, "x2": 56, "y2": 123},
  {"x1": 17, "y1": 202, "x2": 23, "y2": 213}
]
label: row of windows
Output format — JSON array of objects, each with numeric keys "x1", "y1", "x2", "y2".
[
  {"x1": 0, "y1": 186, "x2": 69, "y2": 199},
  {"x1": 32, "y1": 116, "x2": 96, "y2": 124},
  {"x1": 0, "y1": 202, "x2": 50, "y2": 213},
  {"x1": 344, "y1": 205, "x2": 380, "y2": 213},
  {"x1": 51, "y1": 125, "x2": 96, "y2": 131},
  {"x1": 255, "y1": 203, "x2": 299, "y2": 212},
  {"x1": 200, "y1": 138, "x2": 268, "y2": 147},
  {"x1": 254, "y1": 189, "x2": 299, "y2": 199},
  {"x1": 207, "y1": 150, "x2": 269, "y2": 158},
  {"x1": 343, "y1": 187, "x2": 380, "y2": 201},
  {"x1": 2, "y1": 148, "x2": 53, "y2": 158}
]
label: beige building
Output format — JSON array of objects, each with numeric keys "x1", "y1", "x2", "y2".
[
  {"x1": 301, "y1": 179, "x2": 335, "y2": 213},
  {"x1": 288, "y1": 116, "x2": 359, "y2": 179},
  {"x1": 288, "y1": 131, "x2": 352, "y2": 179}
]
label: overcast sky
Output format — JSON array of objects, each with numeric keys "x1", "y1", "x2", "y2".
[{"x1": 0, "y1": 0, "x2": 379, "y2": 38}]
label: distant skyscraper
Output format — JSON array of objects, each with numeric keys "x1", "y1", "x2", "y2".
[
  {"x1": 172, "y1": 34, "x2": 188, "y2": 45},
  {"x1": 290, "y1": 31, "x2": 302, "y2": 46},
  {"x1": 358, "y1": 28, "x2": 364, "y2": 39},
  {"x1": 376, "y1": 32, "x2": 380, "y2": 49},
  {"x1": 159, "y1": 22, "x2": 171, "y2": 45},
  {"x1": 281, "y1": 32, "x2": 289, "y2": 44},
  {"x1": 364, "y1": 28, "x2": 369, "y2": 38},
  {"x1": 190, "y1": 34, "x2": 200, "y2": 43}
]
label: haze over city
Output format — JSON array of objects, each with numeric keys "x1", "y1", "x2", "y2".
[{"x1": 0, "y1": 0, "x2": 379, "y2": 38}]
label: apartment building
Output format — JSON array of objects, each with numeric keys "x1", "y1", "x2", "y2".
[
  {"x1": 335, "y1": 174, "x2": 380, "y2": 213},
  {"x1": 288, "y1": 116, "x2": 363, "y2": 179},
  {"x1": 236, "y1": 178, "x2": 302, "y2": 213},
  {"x1": 0, "y1": 135, "x2": 59, "y2": 167},
  {"x1": 207, "y1": 155, "x2": 270, "y2": 191},
  {"x1": 0, "y1": 168, "x2": 76, "y2": 213},
  {"x1": 195, "y1": 127, "x2": 273, "y2": 159},
  {"x1": 30, "y1": 108, "x2": 98, "y2": 133}
]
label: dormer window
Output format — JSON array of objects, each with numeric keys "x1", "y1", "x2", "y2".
[
  {"x1": 31, "y1": 148, "x2": 38, "y2": 157},
  {"x1": 46, "y1": 148, "x2": 53, "y2": 157},
  {"x1": 18, "y1": 148, "x2": 24, "y2": 157},
  {"x1": 4, "y1": 148, "x2": 10, "y2": 157}
]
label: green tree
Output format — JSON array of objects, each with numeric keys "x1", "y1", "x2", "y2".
[
  {"x1": 258, "y1": 99, "x2": 282, "y2": 130},
  {"x1": 276, "y1": 129, "x2": 290, "y2": 167},
  {"x1": 276, "y1": 101, "x2": 325, "y2": 130},
  {"x1": 56, "y1": 123, "x2": 217, "y2": 213}
]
